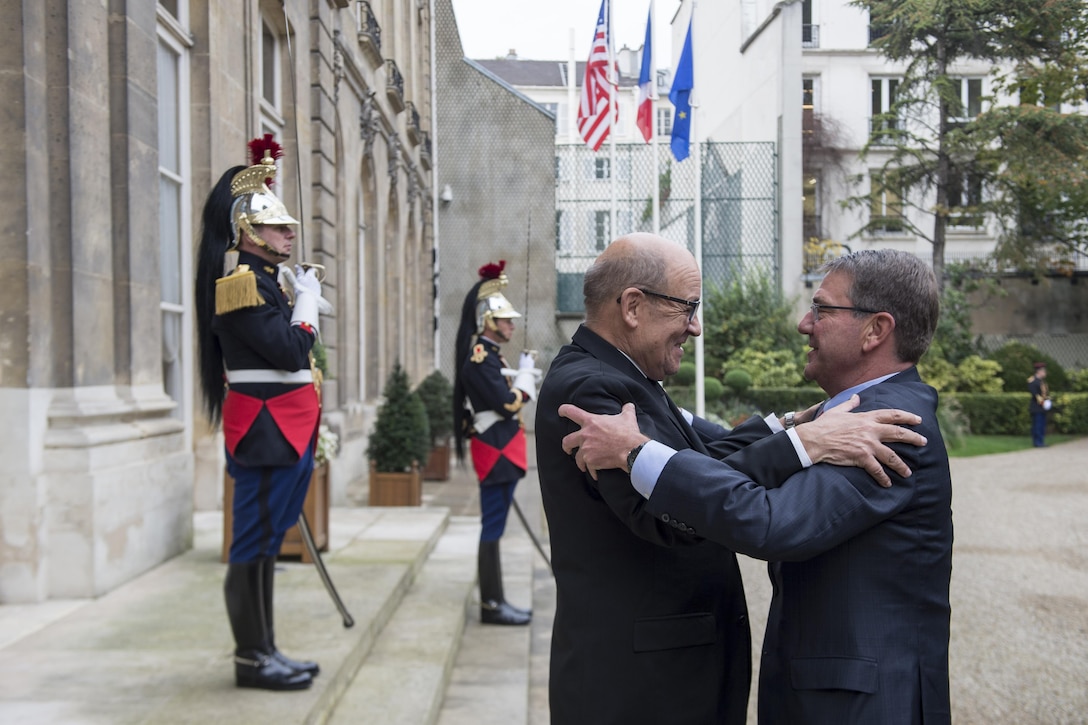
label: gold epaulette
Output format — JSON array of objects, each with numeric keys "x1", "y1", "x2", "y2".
[{"x1": 215, "y1": 264, "x2": 264, "y2": 315}]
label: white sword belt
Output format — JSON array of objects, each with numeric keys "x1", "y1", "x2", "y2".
[
  {"x1": 473, "y1": 410, "x2": 502, "y2": 434},
  {"x1": 226, "y1": 369, "x2": 314, "y2": 384}
]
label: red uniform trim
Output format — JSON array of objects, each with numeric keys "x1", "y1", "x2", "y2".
[
  {"x1": 470, "y1": 428, "x2": 528, "y2": 481},
  {"x1": 223, "y1": 385, "x2": 321, "y2": 458}
]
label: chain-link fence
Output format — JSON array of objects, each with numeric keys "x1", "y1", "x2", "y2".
[
  {"x1": 978, "y1": 333, "x2": 1088, "y2": 371},
  {"x1": 554, "y1": 141, "x2": 778, "y2": 313}
]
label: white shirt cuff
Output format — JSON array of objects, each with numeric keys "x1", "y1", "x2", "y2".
[{"x1": 629, "y1": 440, "x2": 676, "y2": 499}]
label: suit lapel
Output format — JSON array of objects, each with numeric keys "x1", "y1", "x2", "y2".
[{"x1": 571, "y1": 326, "x2": 704, "y2": 452}]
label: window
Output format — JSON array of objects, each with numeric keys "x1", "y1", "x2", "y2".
[
  {"x1": 157, "y1": 8, "x2": 192, "y2": 433},
  {"x1": 657, "y1": 106, "x2": 672, "y2": 136},
  {"x1": 258, "y1": 13, "x2": 286, "y2": 171},
  {"x1": 803, "y1": 78, "x2": 815, "y2": 135},
  {"x1": 948, "y1": 170, "x2": 983, "y2": 228},
  {"x1": 868, "y1": 7, "x2": 891, "y2": 45},
  {"x1": 950, "y1": 77, "x2": 983, "y2": 123},
  {"x1": 594, "y1": 157, "x2": 610, "y2": 180},
  {"x1": 262, "y1": 21, "x2": 278, "y2": 106},
  {"x1": 869, "y1": 172, "x2": 904, "y2": 233},
  {"x1": 556, "y1": 210, "x2": 574, "y2": 254},
  {"x1": 802, "y1": 0, "x2": 819, "y2": 48},
  {"x1": 555, "y1": 155, "x2": 562, "y2": 181},
  {"x1": 870, "y1": 77, "x2": 899, "y2": 143},
  {"x1": 594, "y1": 210, "x2": 610, "y2": 251}
]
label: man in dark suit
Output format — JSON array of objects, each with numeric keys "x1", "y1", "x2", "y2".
[
  {"x1": 562, "y1": 248, "x2": 952, "y2": 724},
  {"x1": 536, "y1": 236, "x2": 928, "y2": 724},
  {"x1": 1028, "y1": 362, "x2": 1051, "y2": 447}
]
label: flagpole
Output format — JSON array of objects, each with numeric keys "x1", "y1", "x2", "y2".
[
  {"x1": 607, "y1": 0, "x2": 617, "y2": 242},
  {"x1": 691, "y1": 0, "x2": 705, "y2": 419},
  {"x1": 650, "y1": 0, "x2": 660, "y2": 235}
]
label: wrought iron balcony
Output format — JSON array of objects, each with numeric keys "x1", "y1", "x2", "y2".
[
  {"x1": 357, "y1": 1, "x2": 382, "y2": 66},
  {"x1": 406, "y1": 101, "x2": 422, "y2": 145},
  {"x1": 419, "y1": 130, "x2": 432, "y2": 171},
  {"x1": 385, "y1": 59, "x2": 405, "y2": 113},
  {"x1": 868, "y1": 116, "x2": 901, "y2": 146}
]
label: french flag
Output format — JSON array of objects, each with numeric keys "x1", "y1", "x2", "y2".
[{"x1": 635, "y1": 4, "x2": 653, "y2": 143}]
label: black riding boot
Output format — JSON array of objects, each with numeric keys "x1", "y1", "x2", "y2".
[
  {"x1": 224, "y1": 561, "x2": 312, "y2": 691},
  {"x1": 478, "y1": 540, "x2": 531, "y2": 626},
  {"x1": 261, "y1": 557, "x2": 320, "y2": 677}
]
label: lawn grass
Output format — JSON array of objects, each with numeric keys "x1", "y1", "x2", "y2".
[{"x1": 947, "y1": 434, "x2": 1079, "y2": 458}]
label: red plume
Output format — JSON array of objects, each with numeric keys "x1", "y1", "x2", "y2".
[
  {"x1": 247, "y1": 134, "x2": 283, "y2": 186},
  {"x1": 478, "y1": 260, "x2": 506, "y2": 280},
  {"x1": 248, "y1": 133, "x2": 284, "y2": 165}
]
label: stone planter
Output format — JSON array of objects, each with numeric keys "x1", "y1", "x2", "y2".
[
  {"x1": 368, "y1": 461, "x2": 422, "y2": 506},
  {"x1": 221, "y1": 464, "x2": 330, "y2": 563}
]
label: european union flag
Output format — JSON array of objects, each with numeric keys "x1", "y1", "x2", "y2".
[{"x1": 669, "y1": 20, "x2": 694, "y2": 162}]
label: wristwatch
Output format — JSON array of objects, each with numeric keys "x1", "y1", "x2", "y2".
[
  {"x1": 784, "y1": 411, "x2": 796, "y2": 429},
  {"x1": 626, "y1": 442, "x2": 647, "y2": 473}
]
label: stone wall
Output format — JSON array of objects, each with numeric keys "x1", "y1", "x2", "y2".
[{"x1": 434, "y1": 0, "x2": 563, "y2": 430}]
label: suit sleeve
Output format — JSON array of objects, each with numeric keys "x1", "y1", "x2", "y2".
[
  {"x1": 685, "y1": 414, "x2": 804, "y2": 490},
  {"x1": 692, "y1": 414, "x2": 771, "y2": 455},
  {"x1": 646, "y1": 387, "x2": 935, "y2": 561},
  {"x1": 562, "y1": 376, "x2": 714, "y2": 548}
]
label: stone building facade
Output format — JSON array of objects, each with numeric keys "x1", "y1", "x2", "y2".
[
  {"x1": 0, "y1": 0, "x2": 437, "y2": 603},
  {"x1": 432, "y1": 0, "x2": 563, "y2": 392}
]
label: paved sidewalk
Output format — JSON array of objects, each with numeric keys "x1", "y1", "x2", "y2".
[{"x1": 736, "y1": 436, "x2": 1088, "y2": 724}]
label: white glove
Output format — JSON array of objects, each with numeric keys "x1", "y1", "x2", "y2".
[
  {"x1": 290, "y1": 288, "x2": 320, "y2": 335},
  {"x1": 513, "y1": 351, "x2": 540, "y2": 401},
  {"x1": 293, "y1": 265, "x2": 322, "y2": 296},
  {"x1": 283, "y1": 265, "x2": 334, "y2": 316},
  {"x1": 1043, "y1": 399, "x2": 1052, "y2": 411}
]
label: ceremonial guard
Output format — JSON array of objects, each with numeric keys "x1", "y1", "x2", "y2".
[
  {"x1": 195, "y1": 135, "x2": 332, "y2": 690},
  {"x1": 1028, "y1": 362, "x2": 1052, "y2": 447},
  {"x1": 453, "y1": 262, "x2": 539, "y2": 625}
]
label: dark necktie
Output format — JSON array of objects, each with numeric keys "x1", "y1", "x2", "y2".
[{"x1": 648, "y1": 377, "x2": 701, "y2": 451}]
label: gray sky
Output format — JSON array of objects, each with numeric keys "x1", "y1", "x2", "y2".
[{"x1": 450, "y1": 0, "x2": 678, "y2": 64}]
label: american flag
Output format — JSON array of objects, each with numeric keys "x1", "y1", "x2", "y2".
[{"x1": 577, "y1": 0, "x2": 616, "y2": 151}]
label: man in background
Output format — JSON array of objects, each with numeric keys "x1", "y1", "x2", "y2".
[{"x1": 1028, "y1": 362, "x2": 1051, "y2": 447}]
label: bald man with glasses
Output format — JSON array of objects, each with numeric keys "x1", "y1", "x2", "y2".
[{"x1": 535, "y1": 236, "x2": 928, "y2": 725}]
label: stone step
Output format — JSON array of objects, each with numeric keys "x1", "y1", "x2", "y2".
[
  {"x1": 328, "y1": 515, "x2": 479, "y2": 724},
  {"x1": 0, "y1": 507, "x2": 452, "y2": 724}
]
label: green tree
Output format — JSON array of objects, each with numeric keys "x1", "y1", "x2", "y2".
[
  {"x1": 974, "y1": 106, "x2": 1088, "y2": 274},
  {"x1": 847, "y1": 0, "x2": 1088, "y2": 288},
  {"x1": 987, "y1": 341, "x2": 1069, "y2": 392},
  {"x1": 367, "y1": 362, "x2": 431, "y2": 472},
  {"x1": 702, "y1": 269, "x2": 806, "y2": 377},
  {"x1": 414, "y1": 370, "x2": 454, "y2": 445}
]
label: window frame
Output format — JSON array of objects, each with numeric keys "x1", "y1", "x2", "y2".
[
  {"x1": 157, "y1": 9, "x2": 194, "y2": 444},
  {"x1": 869, "y1": 170, "x2": 905, "y2": 234}
]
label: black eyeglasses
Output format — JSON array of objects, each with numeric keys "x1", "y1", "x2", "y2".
[
  {"x1": 809, "y1": 302, "x2": 882, "y2": 322},
  {"x1": 640, "y1": 288, "x2": 701, "y2": 322}
]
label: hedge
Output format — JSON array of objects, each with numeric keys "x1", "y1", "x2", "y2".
[
  {"x1": 946, "y1": 392, "x2": 1088, "y2": 436},
  {"x1": 665, "y1": 385, "x2": 1088, "y2": 437},
  {"x1": 664, "y1": 385, "x2": 826, "y2": 419}
]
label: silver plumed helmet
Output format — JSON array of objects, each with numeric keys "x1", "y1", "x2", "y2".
[{"x1": 228, "y1": 134, "x2": 299, "y2": 254}]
